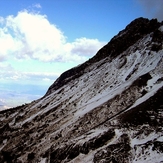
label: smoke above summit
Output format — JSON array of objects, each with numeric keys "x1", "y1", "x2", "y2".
[{"x1": 138, "y1": 0, "x2": 163, "y2": 21}]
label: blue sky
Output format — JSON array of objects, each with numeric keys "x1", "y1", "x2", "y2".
[{"x1": 0, "y1": 0, "x2": 163, "y2": 109}]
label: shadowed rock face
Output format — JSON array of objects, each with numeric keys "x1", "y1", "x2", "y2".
[{"x1": 0, "y1": 18, "x2": 163, "y2": 163}]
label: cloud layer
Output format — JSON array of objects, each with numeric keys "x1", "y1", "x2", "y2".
[{"x1": 0, "y1": 10, "x2": 106, "y2": 62}]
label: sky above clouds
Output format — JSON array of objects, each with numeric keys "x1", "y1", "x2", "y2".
[{"x1": 0, "y1": 0, "x2": 163, "y2": 109}]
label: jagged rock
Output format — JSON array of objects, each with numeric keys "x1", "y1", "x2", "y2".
[{"x1": 0, "y1": 17, "x2": 163, "y2": 163}]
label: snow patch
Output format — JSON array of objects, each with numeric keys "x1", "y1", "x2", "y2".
[
  {"x1": 75, "y1": 128, "x2": 108, "y2": 145},
  {"x1": 125, "y1": 82, "x2": 163, "y2": 112},
  {"x1": 69, "y1": 152, "x2": 94, "y2": 163},
  {"x1": 39, "y1": 158, "x2": 47, "y2": 163},
  {"x1": 159, "y1": 25, "x2": 163, "y2": 32}
]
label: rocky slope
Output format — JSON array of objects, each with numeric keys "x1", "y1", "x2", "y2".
[{"x1": 0, "y1": 17, "x2": 163, "y2": 163}]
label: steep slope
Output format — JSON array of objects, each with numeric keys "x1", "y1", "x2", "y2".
[{"x1": 0, "y1": 17, "x2": 163, "y2": 163}]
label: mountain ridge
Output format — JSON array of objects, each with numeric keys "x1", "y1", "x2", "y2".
[
  {"x1": 45, "y1": 17, "x2": 161, "y2": 96},
  {"x1": 0, "y1": 17, "x2": 163, "y2": 163}
]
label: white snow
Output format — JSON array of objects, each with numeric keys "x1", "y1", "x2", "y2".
[
  {"x1": 75, "y1": 128, "x2": 108, "y2": 145},
  {"x1": 125, "y1": 82, "x2": 163, "y2": 112},
  {"x1": 75, "y1": 79, "x2": 133, "y2": 117},
  {"x1": 147, "y1": 75, "x2": 160, "y2": 87},
  {"x1": 39, "y1": 158, "x2": 47, "y2": 163},
  {"x1": 68, "y1": 152, "x2": 94, "y2": 163},
  {"x1": 130, "y1": 132, "x2": 159, "y2": 148},
  {"x1": 157, "y1": 136, "x2": 163, "y2": 141},
  {"x1": 0, "y1": 139, "x2": 7, "y2": 151},
  {"x1": 159, "y1": 25, "x2": 163, "y2": 32}
]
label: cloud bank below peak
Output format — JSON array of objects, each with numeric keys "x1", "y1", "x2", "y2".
[{"x1": 0, "y1": 10, "x2": 106, "y2": 63}]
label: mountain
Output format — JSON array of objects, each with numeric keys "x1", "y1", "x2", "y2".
[{"x1": 0, "y1": 17, "x2": 163, "y2": 163}]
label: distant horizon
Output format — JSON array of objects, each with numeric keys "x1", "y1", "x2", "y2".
[
  {"x1": 0, "y1": 82, "x2": 48, "y2": 109},
  {"x1": 0, "y1": 0, "x2": 163, "y2": 110}
]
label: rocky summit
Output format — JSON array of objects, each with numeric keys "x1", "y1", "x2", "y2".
[{"x1": 0, "y1": 17, "x2": 163, "y2": 163}]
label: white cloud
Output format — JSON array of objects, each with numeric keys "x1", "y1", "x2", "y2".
[
  {"x1": 0, "y1": 28, "x2": 15, "y2": 60},
  {"x1": 33, "y1": 3, "x2": 42, "y2": 9},
  {"x1": 23, "y1": 71, "x2": 59, "y2": 81},
  {"x1": 0, "y1": 17, "x2": 4, "y2": 23},
  {"x1": 71, "y1": 37, "x2": 105, "y2": 56},
  {"x1": 0, "y1": 63, "x2": 14, "y2": 76},
  {"x1": 0, "y1": 10, "x2": 106, "y2": 63},
  {"x1": 0, "y1": 63, "x2": 58, "y2": 85},
  {"x1": 1, "y1": 70, "x2": 57, "y2": 83},
  {"x1": 0, "y1": 54, "x2": 6, "y2": 62}
]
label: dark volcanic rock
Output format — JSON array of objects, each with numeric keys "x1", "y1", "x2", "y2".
[{"x1": 94, "y1": 134, "x2": 131, "y2": 163}]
